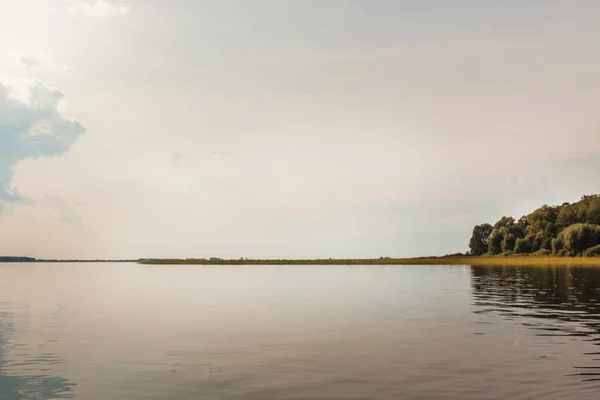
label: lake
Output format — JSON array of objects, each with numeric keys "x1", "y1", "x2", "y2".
[{"x1": 1, "y1": 263, "x2": 600, "y2": 399}]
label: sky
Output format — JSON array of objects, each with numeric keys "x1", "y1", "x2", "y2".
[{"x1": 1, "y1": 0, "x2": 600, "y2": 260}]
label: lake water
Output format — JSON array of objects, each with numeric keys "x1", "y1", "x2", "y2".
[{"x1": 2, "y1": 263, "x2": 600, "y2": 399}]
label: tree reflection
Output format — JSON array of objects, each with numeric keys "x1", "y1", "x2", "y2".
[
  {"x1": 471, "y1": 265, "x2": 600, "y2": 381},
  {"x1": 0, "y1": 313, "x2": 76, "y2": 399}
]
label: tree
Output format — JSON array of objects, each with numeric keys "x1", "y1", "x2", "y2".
[
  {"x1": 488, "y1": 228, "x2": 504, "y2": 255},
  {"x1": 527, "y1": 231, "x2": 545, "y2": 253},
  {"x1": 501, "y1": 232, "x2": 516, "y2": 253},
  {"x1": 583, "y1": 196, "x2": 600, "y2": 225},
  {"x1": 517, "y1": 215, "x2": 529, "y2": 228},
  {"x1": 556, "y1": 205, "x2": 578, "y2": 233},
  {"x1": 552, "y1": 236, "x2": 565, "y2": 255},
  {"x1": 510, "y1": 223, "x2": 526, "y2": 240},
  {"x1": 494, "y1": 215, "x2": 526, "y2": 239},
  {"x1": 493, "y1": 216, "x2": 516, "y2": 230},
  {"x1": 468, "y1": 223, "x2": 493, "y2": 256},
  {"x1": 514, "y1": 238, "x2": 531, "y2": 254},
  {"x1": 528, "y1": 205, "x2": 559, "y2": 235},
  {"x1": 555, "y1": 223, "x2": 600, "y2": 256},
  {"x1": 467, "y1": 195, "x2": 600, "y2": 256}
]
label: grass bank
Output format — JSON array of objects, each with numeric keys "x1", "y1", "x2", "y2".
[{"x1": 139, "y1": 256, "x2": 600, "y2": 266}]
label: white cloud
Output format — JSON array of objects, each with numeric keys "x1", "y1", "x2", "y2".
[
  {"x1": 67, "y1": 0, "x2": 130, "y2": 19},
  {"x1": 0, "y1": 80, "x2": 85, "y2": 201},
  {"x1": 21, "y1": 55, "x2": 42, "y2": 67}
]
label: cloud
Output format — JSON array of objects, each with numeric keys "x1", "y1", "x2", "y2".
[
  {"x1": 20, "y1": 55, "x2": 41, "y2": 68},
  {"x1": 0, "y1": 81, "x2": 85, "y2": 201},
  {"x1": 67, "y1": 0, "x2": 131, "y2": 19}
]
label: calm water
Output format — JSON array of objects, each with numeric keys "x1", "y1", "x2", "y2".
[{"x1": 2, "y1": 263, "x2": 600, "y2": 399}]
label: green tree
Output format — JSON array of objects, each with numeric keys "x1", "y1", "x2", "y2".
[
  {"x1": 555, "y1": 223, "x2": 600, "y2": 256},
  {"x1": 514, "y1": 238, "x2": 532, "y2": 254},
  {"x1": 468, "y1": 223, "x2": 493, "y2": 256},
  {"x1": 552, "y1": 236, "x2": 565, "y2": 254},
  {"x1": 488, "y1": 228, "x2": 504, "y2": 255},
  {"x1": 468, "y1": 194, "x2": 600, "y2": 256},
  {"x1": 556, "y1": 205, "x2": 578, "y2": 233},
  {"x1": 502, "y1": 231, "x2": 516, "y2": 253},
  {"x1": 582, "y1": 195, "x2": 600, "y2": 225},
  {"x1": 525, "y1": 231, "x2": 545, "y2": 253},
  {"x1": 528, "y1": 205, "x2": 559, "y2": 235},
  {"x1": 493, "y1": 216, "x2": 516, "y2": 230},
  {"x1": 517, "y1": 215, "x2": 529, "y2": 228}
]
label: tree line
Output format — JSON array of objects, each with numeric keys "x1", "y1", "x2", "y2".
[{"x1": 468, "y1": 195, "x2": 600, "y2": 257}]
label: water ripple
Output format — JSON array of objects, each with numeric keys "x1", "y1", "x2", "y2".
[{"x1": 471, "y1": 265, "x2": 600, "y2": 384}]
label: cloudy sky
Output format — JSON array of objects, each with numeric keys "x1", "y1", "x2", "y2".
[{"x1": 1, "y1": 0, "x2": 599, "y2": 259}]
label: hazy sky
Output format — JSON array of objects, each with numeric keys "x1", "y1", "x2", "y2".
[{"x1": 1, "y1": 0, "x2": 599, "y2": 259}]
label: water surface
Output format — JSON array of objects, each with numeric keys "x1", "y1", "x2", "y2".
[{"x1": 1, "y1": 263, "x2": 600, "y2": 399}]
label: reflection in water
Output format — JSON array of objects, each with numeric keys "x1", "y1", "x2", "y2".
[
  {"x1": 4, "y1": 262, "x2": 600, "y2": 399},
  {"x1": 471, "y1": 265, "x2": 600, "y2": 382},
  {"x1": 0, "y1": 312, "x2": 76, "y2": 399}
]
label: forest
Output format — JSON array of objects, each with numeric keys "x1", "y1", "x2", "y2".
[{"x1": 468, "y1": 195, "x2": 600, "y2": 257}]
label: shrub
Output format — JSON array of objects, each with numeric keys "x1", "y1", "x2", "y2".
[
  {"x1": 552, "y1": 236, "x2": 565, "y2": 254},
  {"x1": 514, "y1": 238, "x2": 532, "y2": 254},
  {"x1": 584, "y1": 245, "x2": 600, "y2": 257},
  {"x1": 541, "y1": 236, "x2": 553, "y2": 251},
  {"x1": 529, "y1": 232, "x2": 545, "y2": 252},
  {"x1": 556, "y1": 223, "x2": 600, "y2": 256},
  {"x1": 444, "y1": 252, "x2": 466, "y2": 257},
  {"x1": 557, "y1": 249, "x2": 569, "y2": 257},
  {"x1": 502, "y1": 233, "x2": 516, "y2": 253},
  {"x1": 533, "y1": 249, "x2": 551, "y2": 256},
  {"x1": 499, "y1": 250, "x2": 514, "y2": 257}
]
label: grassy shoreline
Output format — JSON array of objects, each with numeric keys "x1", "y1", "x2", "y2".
[{"x1": 139, "y1": 256, "x2": 600, "y2": 266}]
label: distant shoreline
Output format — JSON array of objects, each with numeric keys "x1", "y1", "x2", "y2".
[
  {"x1": 139, "y1": 256, "x2": 600, "y2": 266},
  {"x1": 3, "y1": 256, "x2": 599, "y2": 266},
  {"x1": 0, "y1": 257, "x2": 137, "y2": 263}
]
